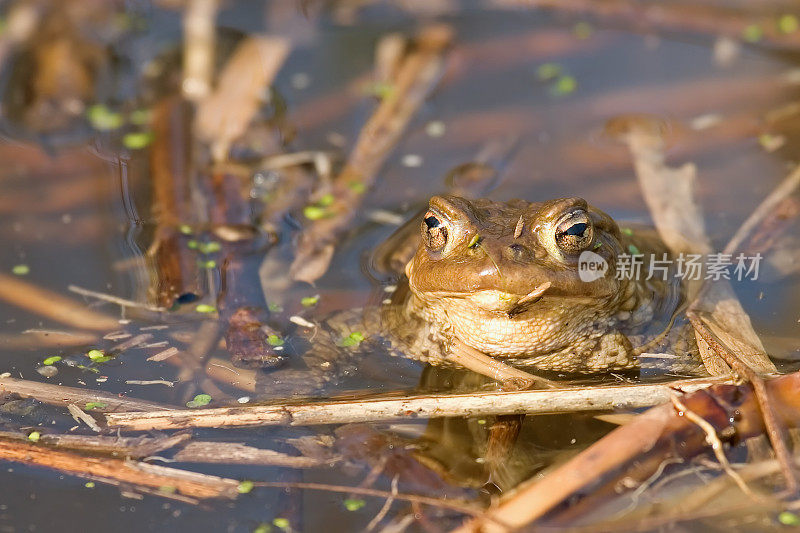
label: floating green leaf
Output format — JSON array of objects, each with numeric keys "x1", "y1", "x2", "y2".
[
  {"x1": 237, "y1": 480, "x2": 255, "y2": 494},
  {"x1": 620, "y1": 227, "x2": 634, "y2": 236},
  {"x1": 742, "y1": 24, "x2": 763, "y2": 42},
  {"x1": 303, "y1": 205, "x2": 329, "y2": 220},
  {"x1": 536, "y1": 63, "x2": 562, "y2": 81},
  {"x1": 253, "y1": 524, "x2": 272, "y2": 533},
  {"x1": 187, "y1": 240, "x2": 199, "y2": 249},
  {"x1": 779, "y1": 511, "x2": 800, "y2": 526},
  {"x1": 551, "y1": 75, "x2": 577, "y2": 96},
  {"x1": 198, "y1": 241, "x2": 221, "y2": 254},
  {"x1": 179, "y1": 224, "x2": 193, "y2": 235},
  {"x1": 267, "y1": 334, "x2": 284, "y2": 347},
  {"x1": 348, "y1": 181, "x2": 366, "y2": 194},
  {"x1": 198, "y1": 259, "x2": 217, "y2": 269},
  {"x1": 628, "y1": 244, "x2": 641, "y2": 255},
  {"x1": 195, "y1": 304, "x2": 217, "y2": 314},
  {"x1": 343, "y1": 498, "x2": 366, "y2": 512},
  {"x1": 779, "y1": 14, "x2": 799, "y2": 34},
  {"x1": 186, "y1": 394, "x2": 212, "y2": 408},
  {"x1": 11, "y1": 264, "x2": 29, "y2": 275},
  {"x1": 42, "y1": 356, "x2": 61, "y2": 366},
  {"x1": 87, "y1": 104, "x2": 124, "y2": 131},
  {"x1": 122, "y1": 131, "x2": 154, "y2": 150},
  {"x1": 363, "y1": 81, "x2": 394, "y2": 99},
  {"x1": 129, "y1": 109, "x2": 151, "y2": 125},
  {"x1": 85, "y1": 402, "x2": 107, "y2": 411},
  {"x1": 87, "y1": 349, "x2": 105, "y2": 361},
  {"x1": 301, "y1": 295, "x2": 319, "y2": 307},
  {"x1": 268, "y1": 302, "x2": 283, "y2": 313},
  {"x1": 572, "y1": 21, "x2": 593, "y2": 39},
  {"x1": 85, "y1": 482, "x2": 95, "y2": 488},
  {"x1": 318, "y1": 193, "x2": 335, "y2": 207},
  {"x1": 339, "y1": 331, "x2": 365, "y2": 347},
  {"x1": 28, "y1": 431, "x2": 40, "y2": 442},
  {"x1": 272, "y1": 518, "x2": 290, "y2": 531}
]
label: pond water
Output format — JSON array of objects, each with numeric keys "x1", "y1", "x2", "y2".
[{"x1": 0, "y1": 1, "x2": 798, "y2": 531}]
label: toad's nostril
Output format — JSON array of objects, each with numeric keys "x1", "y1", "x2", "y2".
[{"x1": 507, "y1": 243, "x2": 531, "y2": 262}]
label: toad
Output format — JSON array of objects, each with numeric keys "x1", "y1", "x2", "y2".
[{"x1": 384, "y1": 195, "x2": 682, "y2": 373}]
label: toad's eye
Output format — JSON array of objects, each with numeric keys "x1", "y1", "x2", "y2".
[
  {"x1": 422, "y1": 211, "x2": 448, "y2": 252},
  {"x1": 555, "y1": 211, "x2": 593, "y2": 253}
]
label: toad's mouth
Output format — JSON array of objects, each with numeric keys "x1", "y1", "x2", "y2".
[{"x1": 414, "y1": 281, "x2": 555, "y2": 315}]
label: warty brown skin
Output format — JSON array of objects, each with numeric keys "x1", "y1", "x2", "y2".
[{"x1": 401, "y1": 195, "x2": 676, "y2": 372}]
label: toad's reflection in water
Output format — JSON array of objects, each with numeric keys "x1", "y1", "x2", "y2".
[{"x1": 410, "y1": 366, "x2": 619, "y2": 493}]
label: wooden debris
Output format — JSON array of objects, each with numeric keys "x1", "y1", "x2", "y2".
[
  {"x1": 38, "y1": 433, "x2": 191, "y2": 459},
  {"x1": 147, "y1": 96, "x2": 202, "y2": 308},
  {"x1": 182, "y1": 0, "x2": 218, "y2": 101},
  {"x1": 174, "y1": 441, "x2": 329, "y2": 467},
  {"x1": 67, "y1": 403, "x2": 101, "y2": 432},
  {"x1": 608, "y1": 114, "x2": 776, "y2": 375},
  {"x1": 0, "y1": 438, "x2": 238, "y2": 500},
  {"x1": 195, "y1": 35, "x2": 290, "y2": 162},
  {"x1": 0, "y1": 376, "x2": 174, "y2": 413},
  {"x1": 204, "y1": 356, "x2": 258, "y2": 392},
  {"x1": 147, "y1": 346, "x2": 180, "y2": 361},
  {"x1": 0, "y1": 329, "x2": 98, "y2": 349},
  {"x1": 224, "y1": 307, "x2": 285, "y2": 369},
  {"x1": 103, "y1": 376, "x2": 729, "y2": 431},
  {"x1": 0, "y1": 273, "x2": 119, "y2": 331},
  {"x1": 452, "y1": 371, "x2": 800, "y2": 532},
  {"x1": 290, "y1": 24, "x2": 454, "y2": 283},
  {"x1": 68, "y1": 285, "x2": 166, "y2": 313}
]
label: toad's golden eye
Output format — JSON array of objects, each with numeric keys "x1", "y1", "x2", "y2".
[
  {"x1": 422, "y1": 211, "x2": 448, "y2": 252},
  {"x1": 554, "y1": 210, "x2": 593, "y2": 254}
]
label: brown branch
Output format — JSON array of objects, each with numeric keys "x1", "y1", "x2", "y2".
[
  {"x1": 451, "y1": 371, "x2": 800, "y2": 532},
  {"x1": 254, "y1": 480, "x2": 483, "y2": 518},
  {"x1": 0, "y1": 376, "x2": 175, "y2": 413},
  {"x1": 173, "y1": 441, "x2": 331, "y2": 467},
  {"x1": 195, "y1": 35, "x2": 290, "y2": 162},
  {"x1": 103, "y1": 377, "x2": 728, "y2": 431},
  {"x1": 688, "y1": 314, "x2": 800, "y2": 495},
  {"x1": 0, "y1": 438, "x2": 238, "y2": 500},
  {"x1": 148, "y1": 96, "x2": 202, "y2": 308},
  {"x1": 290, "y1": 24, "x2": 454, "y2": 283},
  {"x1": 0, "y1": 273, "x2": 119, "y2": 331}
]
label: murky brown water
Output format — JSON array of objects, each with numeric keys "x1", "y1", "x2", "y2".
[{"x1": 0, "y1": 2, "x2": 799, "y2": 531}]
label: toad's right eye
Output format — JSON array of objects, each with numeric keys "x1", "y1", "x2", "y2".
[{"x1": 422, "y1": 212, "x2": 448, "y2": 252}]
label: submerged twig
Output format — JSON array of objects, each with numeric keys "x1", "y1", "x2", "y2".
[
  {"x1": 0, "y1": 437, "x2": 238, "y2": 501},
  {"x1": 0, "y1": 376, "x2": 174, "y2": 412},
  {"x1": 254, "y1": 480, "x2": 483, "y2": 518},
  {"x1": 68, "y1": 285, "x2": 166, "y2": 313},
  {"x1": 0, "y1": 273, "x2": 119, "y2": 331},
  {"x1": 173, "y1": 441, "x2": 330, "y2": 467}
]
